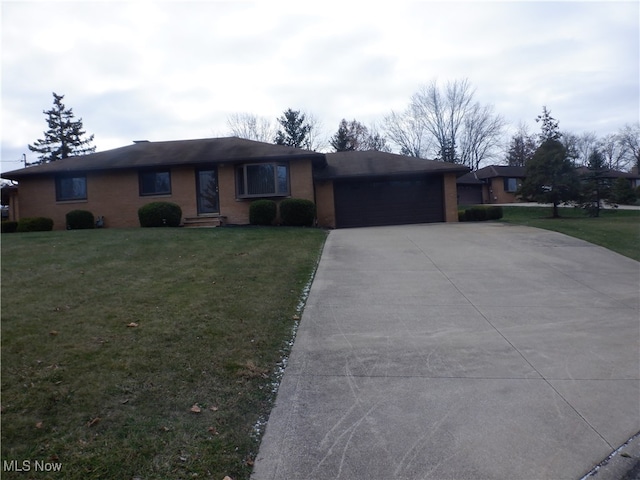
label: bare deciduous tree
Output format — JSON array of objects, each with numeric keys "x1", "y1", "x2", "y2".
[
  {"x1": 227, "y1": 113, "x2": 275, "y2": 143},
  {"x1": 389, "y1": 78, "x2": 504, "y2": 168},
  {"x1": 365, "y1": 123, "x2": 392, "y2": 152},
  {"x1": 618, "y1": 123, "x2": 640, "y2": 171},
  {"x1": 562, "y1": 131, "x2": 599, "y2": 167},
  {"x1": 411, "y1": 78, "x2": 475, "y2": 163},
  {"x1": 459, "y1": 103, "x2": 505, "y2": 170},
  {"x1": 504, "y1": 123, "x2": 538, "y2": 167},
  {"x1": 331, "y1": 119, "x2": 392, "y2": 152},
  {"x1": 383, "y1": 106, "x2": 432, "y2": 158},
  {"x1": 598, "y1": 133, "x2": 628, "y2": 170}
]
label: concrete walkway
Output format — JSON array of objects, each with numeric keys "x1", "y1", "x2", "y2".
[{"x1": 252, "y1": 223, "x2": 640, "y2": 480}]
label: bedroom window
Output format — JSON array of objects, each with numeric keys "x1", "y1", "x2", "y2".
[
  {"x1": 504, "y1": 177, "x2": 519, "y2": 193},
  {"x1": 56, "y1": 174, "x2": 87, "y2": 201},
  {"x1": 139, "y1": 170, "x2": 171, "y2": 196}
]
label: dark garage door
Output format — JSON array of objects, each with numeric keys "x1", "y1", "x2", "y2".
[{"x1": 334, "y1": 175, "x2": 444, "y2": 228}]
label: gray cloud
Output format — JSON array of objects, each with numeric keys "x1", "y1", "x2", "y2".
[{"x1": 2, "y1": 1, "x2": 638, "y2": 173}]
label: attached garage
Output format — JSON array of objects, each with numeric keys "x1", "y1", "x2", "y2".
[
  {"x1": 333, "y1": 175, "x2": 444, "y2": 228},
  {"x1": 314, "y1": 150, "x2": 469, "y2": 229}
]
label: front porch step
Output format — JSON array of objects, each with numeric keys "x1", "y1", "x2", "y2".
[{"x1": 182, "y1": 215, "x2": 226, "y2": 228}]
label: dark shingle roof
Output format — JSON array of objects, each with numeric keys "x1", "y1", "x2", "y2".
[
  {"x1": 474, "y1": 165, "x2": 526, "y2": 179},
  {"x1": 314, "y1": 150, "x2": 469, "y2": 180},
  {"x1": 575, "y1": 167, "x2": 640, "y2": 179},
  {"x1": 456, "y1": 171, "x2": 484, "y2": 184},
  {"x1": 2, "y1": 137, "x2": 326, "y2": 180}
]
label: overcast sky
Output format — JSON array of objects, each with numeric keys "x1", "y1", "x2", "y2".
[{"x1": 1, "y1": 1, "x2": 638, "y2": 173}]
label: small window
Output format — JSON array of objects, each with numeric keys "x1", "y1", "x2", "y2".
[
  {"x1": 504, "y1": 177, "x2": 518, "y2": 193},
  {"x1": 236, "y1": 163, "x2": 289, "y2": 198},
  {"x1": 56, "y1": 175, "x2": 87, "y2": 201},
  {"x1": 139, "y1": 170, "x2": 171, "y2": 196}
]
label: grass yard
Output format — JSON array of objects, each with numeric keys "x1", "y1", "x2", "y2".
[
  {"x1": 500, "y1": 206, "x2": 640, "y2": 261},
  {"x1": 1, "y1": 226, "x2": 326, "y2": 480}
]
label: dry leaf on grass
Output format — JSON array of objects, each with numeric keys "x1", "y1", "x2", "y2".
[
  {"x1": 126, "y1": 322, "x2": 139, "y2": 328},
  {"x1": 87, "y1": 417, "x2": 101, "y2": 427},
  {"x1": 49, "y1": 330, "x2": 59, "y2": 336},
  {"x1": 190, "y1": 404, "x2": 201, "y2": 413},
  {"x1": 209, "y1": 405, "x2": 219, "y2": 412},
  {"x1": 35, "y1": 421, "x2": 44, "y2": 429}
]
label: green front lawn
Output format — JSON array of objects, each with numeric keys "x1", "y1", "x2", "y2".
[
  {"x1": 1, "y1": 227, "x2": 326, "y2": 480},
  {"x1": 500, "y1": 206, "x2": 640, "y2": 261}
]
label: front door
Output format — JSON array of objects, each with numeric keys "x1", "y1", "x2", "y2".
[{"x1": 196, "y1": 168, "x2": 219, "y2": 214}]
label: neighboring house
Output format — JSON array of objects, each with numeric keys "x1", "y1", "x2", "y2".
[
  {"x1": 457, "y1": 165, "x2": 526, "y2": 205},
  {"x1": 1, "y1": 137, "x2": 468, "y2": 230},
  {"x1": 1, "y1": 184, "x2": 18, "y2": 221},
  {"x1": 575, "y1": 167, "x2": 640, "y2": 189}
]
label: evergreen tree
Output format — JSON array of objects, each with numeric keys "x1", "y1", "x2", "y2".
[
  {"x1": 579, "y1": 150, "x2": 610, "y2": 217},
  {"x1": 535, "y1": 106, "x2": 561, "y2": 142},
  {"x1": 28, "y1": 92, "x2": 96, "y2": 164},
  {"x1": 274, "y1": 109, "x2": 312, "y2": 149},
  {"x1": 609, "y1": 177, "x2": 637, "y2": 205},
  {"x1": 330, "y1": 119, "x2": 353, "y2": 151},
  {"x1": 437, "y1": 138, "x2": 458, "y2": 163},
  {"x1": 330, "y1": 119, "x2": 373, "y2": 152},
  {"x1": 330, "y1": 118, "x2": 391, "y2": 153},
  {"x1": 518, "y1": 139, "x2": 580, "y2": 218},
  {"x1": 506, "y1": 129, "x2": 537, "y2": 167}
]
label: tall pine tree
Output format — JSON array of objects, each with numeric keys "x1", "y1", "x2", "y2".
[
  {"x1": 274, "y1": 109, "x2": 311, "y2": 149},
  {"x1": 28, "y1": 92, "x2": 96, "y2": 164}
]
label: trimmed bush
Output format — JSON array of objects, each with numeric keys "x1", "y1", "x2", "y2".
[
  {"x1": 16, "y1": 217, "x2": 54, "y2": 232},
  {"x1": 249, "y1": 200, "x2": 277, "y2": 226},
  {"x1": 1, "y1": 221, "x2": 18, "y2": 233},
  {"x1": 458, "y1": 206, "x2": 503, "y2": 222},
  {"x1": 279, "y1": 198, "x2": 316, "y2": 227},
  {"x1": 66, "y1": 209, "x2": 95, "y2": 230},
  {"x1": 465, "y1": 206, "x2": 487, "y2": 221},
  {"x1": 138, "y1": 202, "x2": 182, "y2": 227},
  {"x1": 487, "y1": 206, "x2": 503, "y2": 220}
]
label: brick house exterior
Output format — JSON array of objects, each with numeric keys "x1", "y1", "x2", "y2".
[
  {"x1": 2, "y1": 137, "x2": 467, "y2": 229},
  {"x1": 457, "y1": 166, "x2": 526, "y2": 205}
]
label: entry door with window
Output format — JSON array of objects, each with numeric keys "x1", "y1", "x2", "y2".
[{"x1": 196, "y1": 168, "x2": 219, "y2": 214}]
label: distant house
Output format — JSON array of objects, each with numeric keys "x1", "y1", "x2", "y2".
[
  {"x1": 575, "y1": 167, "x2": 640, "y2": 189},
  {"x1": 1, "y1": 137, "x2": 468, "y2": 230},
  {"x1": 1, "y1": 184, "x2": 18, "y2": 220},
  {"x1": 457, "y1": 165, "x2": 526, "y2": 205}
]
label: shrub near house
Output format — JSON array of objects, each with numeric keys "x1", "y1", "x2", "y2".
[
  {"x1": 279, "y1": 198, "x2": 316, "y2": 227},
  {"x1": 66, "y1": 210, "x2": 95, "y2": 230},
  {"x1": 250, "y1": 200, "x2": 277, "y2": 226},
  {"x1": 16, "y1": 217, "x2": 54, "y2": 232},
  {"x1": 458, "y1": 206, "x2": 503, "y2": 222},
  {"x1": 138, "y1": 202, "x2": 182, "y2": 227}
]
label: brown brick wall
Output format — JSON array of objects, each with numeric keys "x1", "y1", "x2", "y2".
[
  {"x1": 13, "y1": 159, "x2": 317, "y2": 230},
  {"x1": 314, "y1": 180, "x2": 336, "y2": 228},
  {"x1": 443, "y1": 172, "x2": 459, "y2": 222},
  {"x1": 218, "y1": 160, "x2": 316, "y2": 225},
  {"x1": 487, "y1": 177, "x2": 520, "y2": 203}
]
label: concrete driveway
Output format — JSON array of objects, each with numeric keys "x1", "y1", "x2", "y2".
[{"x1": 252, "y1": 223, "x2": 640, "y2": 480}]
